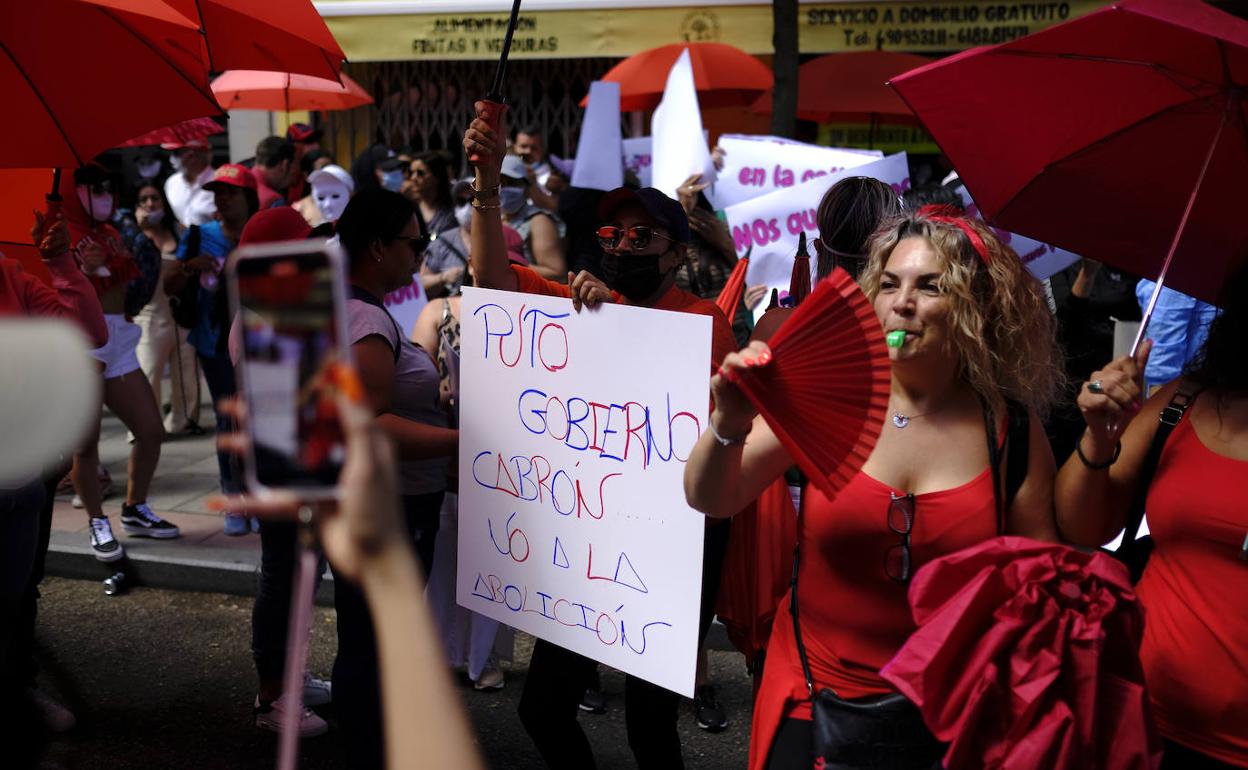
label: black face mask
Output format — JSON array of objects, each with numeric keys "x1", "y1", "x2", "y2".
[{"x1": 601, "y1": 252, "x2": 668, "y2": 301}]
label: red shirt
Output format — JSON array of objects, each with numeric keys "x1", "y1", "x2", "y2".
[
  {"x1": 1136, "y1": 415, "x2": 1248, "y2": 765},
  {"x1": 0, "y1": 254, "x2": 108, "y2": 347},
  {"x1": 749, "y1": 467, "x2": 999, "y2": 770},
  {"x1": 508, "y1": 264, "x2": 737, "y2": 370}
]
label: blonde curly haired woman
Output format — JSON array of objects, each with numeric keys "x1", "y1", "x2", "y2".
[{"x1": 685, "y1": 207, "x2": 1064, "y2": 769}]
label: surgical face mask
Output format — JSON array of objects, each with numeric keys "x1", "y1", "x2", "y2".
[
  {"x1": 601, "y1": 251, "x2": 668, "y2": 302},
  {"x1": 137, "y1": 160, "x2": 162, "y2": 179},
  {"x1": 76, "y1": 186, "x2": 115, "y2": 222},
  {"x1": 313, "y1": 183, "x2": 349, "y2": 222},
  {"x1": 169, "y1": 153, "x2": 183, "y2": 172},
  {"x1": 498, "y1": 186, "x2": 527, "y2": 216},
  {"x1": 380, "y1": 169, "x2": 404, "y2": 192},
  {"x1": 140, "y1": 207, "x2": 165, "y2": 225},
  {"x1": 454, "y1": 203, "x2": 473, "y2": 229}
]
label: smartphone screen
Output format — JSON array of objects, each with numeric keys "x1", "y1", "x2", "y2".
[{"x1": 233, "y1": 246, "x2": 347, "y2": 491}]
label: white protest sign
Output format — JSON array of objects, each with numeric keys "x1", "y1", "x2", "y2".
[
  {"x1": 457, "y1": 286, "x2": 711, "y2": 696},
  {"x1": 711, "y1": 134, "x2": 883, "y2": 209},
  {"x1": 382, "y1": 278, "x2": 427, "y2": 338},
  {"x1": 651, "y1": 48, "x2": 716, "y2": 200},
  {"x1": 725, "y1": 152, "x2": 910, "y2": 319},
  {"x1": 952, "y1": 185, "x2": 1081, "y2": 280},
  {"x1": 623, "y1": 137, "x2": 653, "y2": 188},
  {"x1": 571, "y1": 81, "x2": 624, "y2": 192}
]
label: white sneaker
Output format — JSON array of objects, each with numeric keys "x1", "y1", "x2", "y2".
[
  {"x1": 303, "y1": 673, "x2": 332, "y2": 707},
  {"x1": 88, "y1": 517, "x2": 125, "y2": 562},
  {"x1": 254, "y1": 695, "x2": 328, "y2": 738}
]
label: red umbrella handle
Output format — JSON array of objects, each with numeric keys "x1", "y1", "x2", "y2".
[
  {"x1": 38, "y1": 168, "x2": 63, "y2": 244},
  {"x1": 469, "y1": 100, "x2": 509, "y2": 166}
]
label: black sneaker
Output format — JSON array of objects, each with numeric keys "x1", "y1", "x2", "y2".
[
  {"x1": 695, "y1": 685, "x2": 728, "y2": 732},
  {"x1": 88, "y1": 517, "x2": 125, "y2": 562},
  {"x1": 578, "y1": 688, "x2": 608, "y2": 715},
  {"x1": 120, "y1": 503, "x2": 181, "y2": 539}
]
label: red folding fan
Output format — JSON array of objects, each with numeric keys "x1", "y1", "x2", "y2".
[
  {"x1": 722, "y1": 267, "x2": 890, "y2": 500},
  {"x1": 715, "y1": 254, "x2": 749, "y2": 321}
]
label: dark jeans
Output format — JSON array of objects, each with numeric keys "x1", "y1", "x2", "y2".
[
  {"x1": 0, "y1": 480, "x2": 48, "y2": 769},
  {"x1": 198, "y1": 351, "x2": 241, "y2": 495},
  {"x1": 332, "y1": 490, "x2": 443, "y2": 769},
  {"x1": 517, "y1": 520, "x2": 731, "y2": 770},
  {"x1": 251, "y1": 520, "x2": 325, "y2": 683}
]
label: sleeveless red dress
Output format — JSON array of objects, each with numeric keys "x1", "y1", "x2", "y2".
[
  {"x1": 1136, "y1": 415, "x2": 1248, "y2": 766},
  {"x1": 749, "y1": 467, "x2": 999, "y2": 770}
]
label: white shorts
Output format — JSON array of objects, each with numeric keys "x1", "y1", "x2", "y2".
[{"x1": 91, "y1": 314, "x2": 143, "y2": 379}]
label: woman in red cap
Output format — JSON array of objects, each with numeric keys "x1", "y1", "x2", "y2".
[{"x1": 164, "y1": 163, "x2": 260, "y2": 536}]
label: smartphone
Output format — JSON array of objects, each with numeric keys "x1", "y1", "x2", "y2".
[{"x1": 225, "y1": 240, "x2": 350, "y2": 498}]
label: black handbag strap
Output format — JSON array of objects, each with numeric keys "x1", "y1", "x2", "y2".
[
  {"x1": 184, "y1": 224, "x2": 201, "y2": 259},
  {"x1": 1121, "y1": 386, "x2": 1198, "y2": 546},
  {"x1": 985, "y1": 400, "x2": 1030, "y2": 537},
  {"x1": 790, "y1": 399, "x2": 1030, "y2": 697}
]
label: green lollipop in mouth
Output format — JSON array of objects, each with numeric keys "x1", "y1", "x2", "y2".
[{"x1": 886, "y1": 330, "x2": 908, "y2": 349}]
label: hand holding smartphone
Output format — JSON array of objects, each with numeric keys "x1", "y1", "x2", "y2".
[{"x1": 226, "y1": 240, "x2": 351, "y2": 498}]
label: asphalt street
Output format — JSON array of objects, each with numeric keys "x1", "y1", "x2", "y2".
[{"x1": 30, "y1": 577, "x2": 753, "y2": 770}]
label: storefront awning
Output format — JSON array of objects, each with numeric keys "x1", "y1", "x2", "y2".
[{"x1": 315, "y1": 0, "x2": 1110, "y2": 62}]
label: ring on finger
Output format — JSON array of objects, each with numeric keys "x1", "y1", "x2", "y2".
[{"x1": 1088, "y1": 379, "x2": 1105, "y2": 394}]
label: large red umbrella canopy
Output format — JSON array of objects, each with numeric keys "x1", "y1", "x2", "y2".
[
  {"x1": 154, "y1": 0, "x2": 344, "y2": 80},
  {"x1": 212, "y1": 70, "x2": 371, "y2": 112},
  {"x1": 588, "y1": 43, "x2": 772, "y2": 112},
  {"x1": 890, "y1": 0, "x2": 1248, "y2": 306},
  {"x1": 0, "y1": 0, "x2": 221, "y2": 168},
  {"x1": 751, "y1": 51, "x2": 930, "y2": 124}
]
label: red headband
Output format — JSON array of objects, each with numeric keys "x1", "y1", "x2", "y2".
[{"x1": 918, "y1": 204, "x2": 991, "y2": 265}]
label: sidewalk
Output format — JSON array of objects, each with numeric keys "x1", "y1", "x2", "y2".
[{"x1": 44, "y1": 398, "x2": 323, "y2": 598}]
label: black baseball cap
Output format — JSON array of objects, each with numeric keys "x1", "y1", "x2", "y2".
[{"x1": 597, "y1": 187, "x2": 691, "y2": 244}]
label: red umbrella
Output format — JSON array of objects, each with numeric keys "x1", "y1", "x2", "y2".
[
  {"x1": 212, "y1": 70, "x2": 371, "y2": 113},
  {"x1": 0, "y1": 0, "x2": 221, "y2": 168},
  {"x1": 880, "y1": 537, "x2": 1161, "y2": 770},
  {"x1": 585, "y1": 43, "x2": 772, "y2": 112},
  {"x1": 751, "y1": 51, "x2": 930, "y2": 124},
  {"x1": 890, "y1": 0, "x2": 1248, "y2": 337},
  {"x1": 148, "y1": 0, "x2": 344, "y2": 80},
  {"x1": 0, "y1": 169, "x2": 57, "y2": 283},
  {"x1": 119, "y1": 116, "x2": 224, "y2": 148}
]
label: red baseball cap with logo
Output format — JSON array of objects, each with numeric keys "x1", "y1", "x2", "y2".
[{"x1": 202, "y1": 163, "x2": 258, "y2": 192}]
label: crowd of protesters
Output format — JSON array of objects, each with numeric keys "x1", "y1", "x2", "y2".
[{"x1": 1, "y1": 97, "x2": 1244, "y2": 770}]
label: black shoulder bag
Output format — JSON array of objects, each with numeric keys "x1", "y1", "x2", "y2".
[
  {"x1": 788, "y1": 402, "x2": 1029, "y2": 769},
  {"x1": 1105, "y1": 387, "x2": 1197, "y2": 583},
  {"x1": 170, "y1": 225, "x2": 201, "y2": 329}
]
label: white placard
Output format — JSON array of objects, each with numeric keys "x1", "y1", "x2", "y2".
[
  {"x1": 382, "y1": 278, "x2": 428, "y2": 339},
  {"x1": 651, "y1": 48, "x2": 717, "y2": 200},
  {"x1": 952, "y1": 185, "x2": 1081, "y2": 280},
  {"x1": 457, "y1": 286, "x2": 711, "y2": 696},
  {"x1": 571, "y1": 82, "x2": 624, "y2": 192},
  {"x1": 724, "y1": 152, "x2": 910, "y2": 319},
  {"x1": 710, "y1": 134, "x2": 883, "y2": 209},
  {"x1": 623, "y1": 137, "x2": 653, "y2": 188}
]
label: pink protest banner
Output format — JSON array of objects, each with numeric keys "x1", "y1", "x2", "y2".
[
  {"x1": 457, "y1": 286, "x2": 712, "y2": 696},
  {"x1": 710, "y1": 134, "x2": 883, "y2": 209},
  {"x1": 952, "y1": 185, "x2": 1080, "y2": 281},
  {"x1": 724, "y1": 152, "x2": 910, "y2": 319}
]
